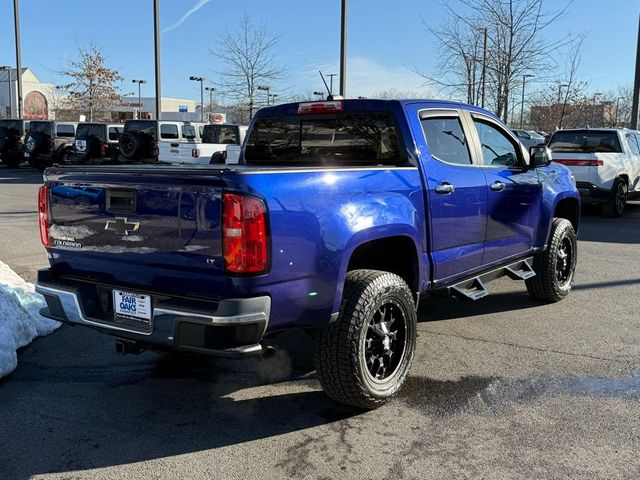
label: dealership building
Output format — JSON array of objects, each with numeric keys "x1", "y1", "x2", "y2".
[{"x1": 0, "y1": 67, "x2": 203, "y2": 122}]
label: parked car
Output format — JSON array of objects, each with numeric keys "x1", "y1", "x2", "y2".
[
  {"x1": 117, "y1": 120, "x2": 194, "y2": 163},
  {"x1": 35, "y1": 99, "x2": 580, "y2": 409},
  {"x1": 69, "y1": 123, "x2": 123, "y2": 164},
  {"x1": 158, "y1": 123, "x2": 247, "y2": 165},
  {"x1": 548, "y1": 128, "x2": 640, "y2": 217},
  {"x1": 512, "y1": 129, "x2": 546, "y2": 149},
  {"x1": 23, "y1": 120, "x2": 77, "y2": 170},
  {"x1": 0, "y1": 118, "x2": 29, "y2": 167}
]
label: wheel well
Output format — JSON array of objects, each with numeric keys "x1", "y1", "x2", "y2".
[
  {"x1": 347, "y1": 236, "x2": 418, "y2": 294},
  {"x1": 618, "y1": 174, "x2": 629, "y2": 186},
  {"x1": 554, "y1": 198, "x2": 580, "y2": 233}
]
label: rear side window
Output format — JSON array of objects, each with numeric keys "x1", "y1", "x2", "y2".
[
  {"x1": 76, "y1": 124, "x2": 104, "y2": 140},
  {"x1": 244, "y1": 113, "x2": 403, "y2": 166},
  {"x1": 421, "y1": 117, "x2": 472, "y2": 165},
  {"x1": 0, "y1": 119, "x2": 23, "y2": 134},
  {"x1": 57, "y1": 124, "x2": 75, "y2": 137},
  {"x1": 549, "y1": 131, "x2": 622, "y2": 153},
  {"x1": 108, "y1": 126, "x2": 123, "y2": 141},
  {"x1": 160, "y1": 124, "x2": 179, "y2": 140},
  {"x1": 182, "y1": 124, "x2": 196, "y2": 140},
  {"x1": 202, "y1": 125, "x2": 240, "y2": 144},
  {"x1": 626, "y1": 133, "x2": 640, "y2": 155}
]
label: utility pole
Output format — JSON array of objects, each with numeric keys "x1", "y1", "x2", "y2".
[
  {"x1": 13, "y1": 0, "x2": 23, "y2": 118},
  {"x1": 631, "y1": 15, "x2": 640, "y2": 130},
  {"x1": 557, "y1": 83, "x2": 569, "y2": 129},
  {"x1": 327, "y1": 74, "x2": 337, "y2": 96},
  {"x1": 481, "y1": 27, "x2": 487, "y2": 109},
  {"x1": 520, "y1": 74, "x2": 534, "y2": 129},
  {"x1": 153, "y1": 0, "x2": 161, "y2": 120},
  {"x1": 339, "y1": 0, "x2": 347, "y2": 97}
]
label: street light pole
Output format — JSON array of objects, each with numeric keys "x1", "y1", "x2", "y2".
[
  {"x1": 520, "y1": 74, "x2": 534, "y2": 129},
  {"x1": 13, "y1": 0, "x2": 23, "y2": 118},
  {"x1": 132, "y1": 79, "x2": 146, "y2": 119},
  {"x1": 270, "y1": 94, "x2": 277, "y2": 106},
  {"x1": 591, "y1": 92, "x2": 603, "y2": 126},
  {"x1": 339, "y1": 0, "x2": 347, "y2": 97},
  {"x1": 257, "y1": 85, "x2": 270, "y2": 106},
  {"x1": 327, "y1": 74, "x2": 337, "y2": 96},
  {"x1": 313, "y1": 91, "x2": 324, "y2": 100},
  {"x1": 205, "y1": 87, "x2": 216, "y2": 121},
  {"x1": 153, "y1": 0, "x2": 161, "y2": 120},
  {"x1": 1, "y1": 67, "x2": 12, "y2": 118},
  {"x1": 189, "y1": 76, "x2": 205, "y2": 122}
]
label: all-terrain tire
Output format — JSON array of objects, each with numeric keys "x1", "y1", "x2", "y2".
[
  {"x1": 601, "y1": 178, "x2": 627, "y2": 218},
  {"x1": 314, "y1": 269, "x2": 417, "y2": 409},
  {"x1": 525, "y1": 218, "x2": 577, "y2": 303}
]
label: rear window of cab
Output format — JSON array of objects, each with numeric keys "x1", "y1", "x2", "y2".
[
  {"x1": 549, "y1": 131, "x2": 622, "y2": 154},
  {"x1": 244, "y1": 113, "x2": 404, "y2": 166}
]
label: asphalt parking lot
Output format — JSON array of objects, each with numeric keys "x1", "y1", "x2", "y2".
[{"x1": 1, "y1": 165, "x2": 639, "y2": 480}]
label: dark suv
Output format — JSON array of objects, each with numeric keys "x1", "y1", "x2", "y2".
[
  {"x1": 23, "y1": 120, "x2": 77, "y2": 170},
  {"x1": 117, "y1": 120, "x2": 160, "y2": 162},
  {"x1": 0, "y1": 119, "x2": 30, "y2": 167},
  {"x1": 69, "y1": 123, "x2": 123, "y2": 163}
]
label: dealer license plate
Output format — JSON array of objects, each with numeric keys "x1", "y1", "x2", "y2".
[{"x1": 113, "y1": 290, "x2": 152, "y2": 322}]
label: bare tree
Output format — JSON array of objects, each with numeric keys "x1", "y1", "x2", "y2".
[
  {"x1": 419, "y1": 0, "x2": 571, "y2": 122},
  {"x1": 61, "y1": 43, "x2": 123, "y2": 121},
  {"x1": 212, "y1": 15, "x2": 284, "y2": 120}
]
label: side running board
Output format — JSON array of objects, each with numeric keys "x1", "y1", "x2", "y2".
[{"x1": 442, "y1": 257, "x2": 535, "y2": 301}]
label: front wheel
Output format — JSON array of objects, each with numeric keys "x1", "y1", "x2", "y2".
[
  {"x1": 526, "y1": 218, "x2": 577, "y2": 303},
  {"x1": 314, "y1": 270, "x2": 417, "y2": 409}
]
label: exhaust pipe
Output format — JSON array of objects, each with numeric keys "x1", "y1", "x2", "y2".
[{"x1": 261, "y1": 344, "x2": 277, "y2": 359}]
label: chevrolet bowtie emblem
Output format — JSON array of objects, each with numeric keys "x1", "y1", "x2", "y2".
[{"x1": 105, "y1": 217, "x2": 140, "y2": 236}]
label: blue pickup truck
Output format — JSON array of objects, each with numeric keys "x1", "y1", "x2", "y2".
[{"x1": 35, "y1": 99, "x2": 580, "y2": 409}]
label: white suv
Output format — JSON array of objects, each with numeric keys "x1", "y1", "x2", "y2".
[{"x1": 548, "y1": 128, "x2": 640, "y2": 217}]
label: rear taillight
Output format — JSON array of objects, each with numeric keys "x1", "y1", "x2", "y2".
[
  {"x1": 222, "y1": 193, "x2": 268, "y2": 274},
  {"x1": 101, "y1": 143, "x2": 109, "y2": 156},
  {"x1": 151, "y1": 141, "x2": 159, "y2": 157},
  {"x1": 555, "y1": 159, "x2": 604, "y2": 166},
  {"x1": 38, "y1": 185, "x2": 50, "y2": 247},
  {"x1": 47, "y1": 139, "x2": 55, "y2": 151},
  {"x1": 192, "y1": 148, "x2": 200, "y2": 158},
  {"x1": 297, "y1": 101, "x2": 343, "y2": 115}
]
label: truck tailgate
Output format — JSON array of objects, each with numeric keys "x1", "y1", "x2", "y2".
[{"x1": 44, "y1": 166, "x2": 229, "y2": 298}]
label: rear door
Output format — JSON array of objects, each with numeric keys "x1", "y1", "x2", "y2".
[
  {"x1": 466, "y1": 111, "x2": 541, "y2": 264},
  {"x1": 415, "y1": 107, "x2": 488, "y2": 282}
]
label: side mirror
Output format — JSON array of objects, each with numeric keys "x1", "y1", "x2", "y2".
[{"x1": 530, "y1": 145, "x2": 552, "y2": 167}]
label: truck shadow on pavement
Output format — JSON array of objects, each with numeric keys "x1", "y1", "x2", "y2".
[{"x1": 0, "y1": 327, "x2": 359, "y2": 479}]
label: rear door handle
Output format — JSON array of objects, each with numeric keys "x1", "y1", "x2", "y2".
[
  {"x1": 490, "y1": 181, "x2": 505, "y2": 192},
  {"x1": 435, "y1": 183, "x2": 455, "y2": 194}
]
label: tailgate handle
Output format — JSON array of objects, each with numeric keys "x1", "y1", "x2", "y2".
[
  {"x1": 171, "y1": 142, "x2": 180, "y2": 147},
  {"x1": 106, "y1": 189, "x2": 137, "y2": 213}
]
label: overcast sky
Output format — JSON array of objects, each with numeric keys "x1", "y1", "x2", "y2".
[{"x1": 0, "y1": 0, "x2": 637, "y2": 103}]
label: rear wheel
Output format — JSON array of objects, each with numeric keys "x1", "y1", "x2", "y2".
[
  {"x1": 314, "y1": 270, "x2": 417, "y2": 409},
  {"x1": 526, "y1": 218, "x2": 577, "y2": 302},
  {"x1": 602, "y1": 178, "x2": 627, "y2": 218}
]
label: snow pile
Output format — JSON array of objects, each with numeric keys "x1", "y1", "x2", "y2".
[{"x1": 0, "y1": 261, "x2": 60, "y2": 377}]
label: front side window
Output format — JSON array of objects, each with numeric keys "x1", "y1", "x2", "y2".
[
  {"x1": 474, "y1": 119, "x2": 520, "y2": 167},
  {"x1": 421, "y1": 116, "x2": 472, "y2": 165},
  {"x1": 160, "y1": 124, "x2": 179, "y2": 140}
]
